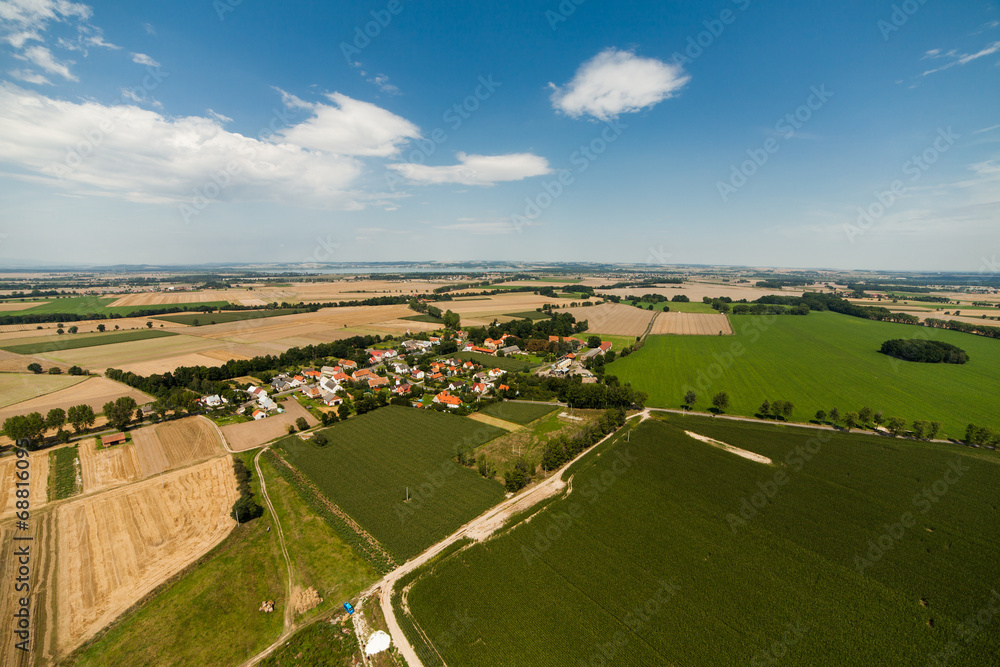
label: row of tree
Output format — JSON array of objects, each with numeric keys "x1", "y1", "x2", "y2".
[
  {"x1": 231, "y1": 458, "x2": 264, "y2": 523},
  {"x1": 1, "y1": 403, "x2": 98, "y2": 449}
]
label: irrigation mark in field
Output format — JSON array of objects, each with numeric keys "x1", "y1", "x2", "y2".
[
  {"x1": 680, "y1": 313, "x2": 779, "y2": 399},
  {"x1": 843, "y1": 126, "x2": 958, "y2": 244},
  {"x1": 509, "y1": 118, "x2": 628, "y2": 233},
  {"x1": 521, "y1": 447, "x2": 637, "y2": 564},
  {"x1": 750, "y1": 619, "x2": 809, "y2": 666},
  {"x1": 50, "y1": 64, "x2": 169, "y2": 180},
  {"x1": 577, "y1": 578, "x2": 680, "y2": 666},
  {"x1": 668, "y1": 0, "x2": 754, "y2": 66},
  {"x1": 179, "y1": 105, "x2": 299, "y2": 223},
  {"x1": 11, "y1": 441, "x2": 33, "y2": 652},
  {"x1": 854, "y1": 457, "x2": 968, "y2": 575},
  {"x1": 338, "y1": 0, "x2": 407, "y2": 63},
  {"x1": 717, "y1": 85, "x2": 833, "y2": 203},
  {"x1": 878, "y1": 0, "x2": 931, "y2": 41},
  {"x1": 924, "y1": 589, "x2": 1000, "y2": 667},
  {"x1": 726, "y1": 431, "x2": 832, "y2": 533},
  {"x1": 385, "y1": 74, "x2": 503, "y2": 193}
]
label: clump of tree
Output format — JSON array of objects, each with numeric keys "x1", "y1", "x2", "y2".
[
  {"x1": 711, "y1": 391, "x2": 730, "y2": 413},
  {"x1": 231, "y1": 457, "x2": 264, "y2": 523},
  {"x1": 758, "y1": 399, "x2": 794, "y2": 421},
  {"x1": 504, "y1": 457, "x2": 534, "y2": 492},
  {"x1": 965, "y1": 424, "x2": 999, "y2": 449},
  {"x1": 879, "y1": 339, "x2": 968, "y2": 364},
  {"x1": 540, "y1": 407, "x2": 628, "y2": 473},
  {"x1": 102, "y1": 396, "x2": 139, "y2": 432}
]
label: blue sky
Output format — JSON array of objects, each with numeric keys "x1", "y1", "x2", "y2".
[{"x1": 0, "y1": 0, "x2": 997, "y2": 270}]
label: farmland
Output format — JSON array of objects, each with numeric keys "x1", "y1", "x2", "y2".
[
  {"x1": 0, "y1": 296, "x2": 231, "y2": 318},
  {"x1": 648, "y1": 311, "x2": 733, "y2": 335},
  {"x1": 623, "y1": 298, "x2": 719, "y2": 314},
  {"x1": 277, "y1": 406, "x2": 506, "y2": 562},
  {"x1": 221, "y1": 399, "x2": 318, "y2": 452},
  {"x1": 47, "y1": 445, "x2": 80, "y2": 501},
  {"x1": 0, "y1": 329, "x2": 178, "y2": 355},
  {"x1": 54, "y1": 457, "x2": 238, "y2": 657},
  {"x1": 607, "y1": 311, "x2": 1000, "y2": 438},
  {"x1": 0, "y1": 449, "x2": 48, "y2": 519},
  {"x1": 64, "y1": 470, "x2": 281, "y2": 667},
  {"x1": 0, "y1": 376, "x2": 152, "y2": 426},
  {"x1": 562, "y1": 302, "x2": 655, "y2": 337},
  {"x1": 0, "y1": 372, "x2": 86, "y2": 408},
  {"x1": 78, "y1": 440, "x2": 141, "y2": 493},
  {"x1": 479, "y1": 401, "x2": 559, "y2": 425},
  {"x1": 401, "y1": 415, "x2": 1000, "y2": 665},
  {"x1": 131, "y1": 417, "x2": 225, "y2": 476},
  {"x1": 152, "y1": 308, "x2": 309, "y2": 326}
]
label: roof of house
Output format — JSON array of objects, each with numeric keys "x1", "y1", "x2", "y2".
[
  {"x1": 101, "y1": 432, "x2": 127, "y2": 446},
  {"x1": 599, "y1": 341, "x2": 613, "y2": 351},
  {"x1": 434, "y1": 391, "x2": 462, "y2": 405}
]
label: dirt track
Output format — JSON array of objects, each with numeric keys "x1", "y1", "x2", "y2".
[{"x1": 54, "y1": 457, "x2": 238, "y2": 657}]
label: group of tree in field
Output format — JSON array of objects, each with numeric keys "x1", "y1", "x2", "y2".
[
  {"x1": 230, "y1": 457, "x2": 264, "y2": 523},
  {"x1": 2, "y1": 403, "x2": 98, "y2": 449},
  {"x1": 757, "y1": 399, "x2": 795, "y2": 421},
  {"x1": 27, "y1": 363, "x2": 85, "y2": 375},
  {"x1": 816, "y1": 406, "x2": 942, "y2": 440},
  {"x1": 681, "y1": 390, "x2": 730, "y2": 414},
  {"x1": 879, "y1": 339, "x2": 968, "y2": 364}
]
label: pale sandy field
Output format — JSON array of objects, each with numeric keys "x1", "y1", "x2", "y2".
[
  {"x1": 563, "y1": 303, "x2": 656, "y2": 337},
  {"x1": 0, "y1": 449, "x2": 49, "y2": 520},
  {"x1": 0, "y1": 377, "x2": 152, "y2": 424},
  {"x1": 649, "y1": 312, "x2": 733, "y2": 335},
  {"x1": 0, "y1": 373, "x2": 87, "y2": 408},
  {"x1": 131, "y1": 416, "x2": 225, "y2": 477},
  {"x1": 54, "y1": 457, "x2": 237, "y2": 656},
  {"x1": 78, "y1": 441, "x2": 142, "y2": 494},
  {"x1": 221, "y1": 399, "x2": 318, "y2": 451}
]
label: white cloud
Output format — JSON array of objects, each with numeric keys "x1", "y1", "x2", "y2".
[
  {"x1": 5, "y1": 30, "x2": 39, "y2": 48},
  {"x1": 0, "y1": 83, "x2": 373, "y2": 207},
  {"x1": 549, "y1": 48, "x2": 690, "y2": 121},
  {"x1": 369, "y1": 73, "x2": 400, "y2": 95},
  {"x1": 922, "y1": 40, "x2": 1000, "y2": 75},
  {"x1": 276, "y1": 92, "x2": 420, "y2": 157},
  {"x1": 18, "y1": 45, "x2": 76, "y2": 80},
  {"x1": 388, "y1": 152, "x2": 551, "y2": 186},
  {"x1": 142, "y1": 22, "x2": 156, "y2": 36},
  {"x1": 130, "y1": 52, "x2": 160, "y2": 68},
  {"x1": 7, "y1": 68, "x2": 51, "y2": 85}
]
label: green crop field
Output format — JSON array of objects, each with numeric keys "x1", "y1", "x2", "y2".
[
  {"x1": 479, "y1": 401, "x2": 558, "y2": 425},
  {"x1": 623, "y1": 299, "x2": 717, "y2": 314},
  {"x1": 0, "y1": 329, "x2": 178, "y2": 355},
  {"x1": 47, "y1": 445, "x2": 80, "y2": 501},
  {"x1": 454, "y1": 351, "x2": 536, "y2": 372},
  {"x1": 606, "y1": 311, "x2": 1000, "y2": 438},
  {"x1": 504, "y1": 310, "x2": 551, "y2": 320},
  {"x1": 401, "y1": 415, "x2": 1000, "y2": 665},
  {"x1": 153, "y1": 308, "x2": 308, "y2": 325},
  {"x1": 277, "y1": 407, "x2": 506, "y2": 562},
  {"x1": 402, "y1": 314, "x2": 444, "y2": 324},
  {"x1": 1, "y1": 296, "x2": 231, "y2": 318}
]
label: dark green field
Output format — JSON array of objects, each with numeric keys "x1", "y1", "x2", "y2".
[
  {"x1": 503, "y1": 310, "x2": 551, "y2": 320},
  {"x1": 4, "y1": 296, "x2": 231, "y2": 318},
  {"x1": 0, "y1": 329, "x2": 177, "y2": 354},
  {"x1": 402, "y1": 314, "x2": 444, "y2": 324},
  {"x1": 402, "y1": 415, "x2": 1000, "y2": 665},
  {"x1": 623, "y1": 298, "x2": 717, "y2": 313},
  {"x1": 479, "y1": 401, "x2": 558, "y2": 425},
  {"x1": 277, "y1": 407, "x2": 506, "y2": 562},
  {"x1": 153, "y1": 308, "x2": 308, "y2": 325},
  {"x1": 607, "y1": 311, "x2": 1000, "y2": 438}
]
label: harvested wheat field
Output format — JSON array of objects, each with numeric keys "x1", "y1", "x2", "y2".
[
  {"x1": 467, "y1": 412, "x2": 522, "y2": 432},
  {"x1": 605, "y1": 281, "x2": 805, "y2": 304},
  {"x1": 221, "y1": 399, "x2": 317, "y2": 452},
  {"x1": 0, "y1": 373, "x2": 87, "y2": 409},
  {"x1": 0, "y1": 318, "x2": 185, "y2": 343},
  {"x1": 131, "y1": 417, "x2": 225, "y2": 477},
  {"x1": 563, "y1": 303, "x2": 656, "y2": 337},
  {"x1": 77, "y1": 441, "x2": 141, "y2": 494},
  {"x1": 35, "y1": 334, "x2": 229, "y2": 374},
  {"x1": 0, "y1": 449, "x2": 49, "y2": 520},
  {"x1": 0, "y1": 510, "x2": 57, "y2": 667},
  {"x1": 0, "y1": 377, "x2": 152, "y2": 424},
  {"x1": 0, "y1": 350, "x2": 70, "y2": 374},
  {"x1": 649, "y1": 312, "x2": 733, "y2": 335},
  {"x1": 54, "y1": 457, "x2": 238, "y2": 656}
]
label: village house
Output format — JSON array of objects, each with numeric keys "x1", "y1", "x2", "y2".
[
  {"x1": 499, "y1": 345, "x2": 522, "y2": 356},
  {"x1": 368, "y1": 375, "x2": 390, "y2": 389},
  {"x1": 339, "y1": 359, "x2": 358, "y2": 370},
  {"x1": 352, "y1": 368, "x2": 373, "y2": 381},
  {"x1": 487, "y1": 368, "x2": 506, "y2": 380},
  {"x1": 393, "y1": 383, "x2": 412, "y2": 396},
  {"x1": 302, "y1": 385, "x2": 321, "y2": 400},
  {"x1": 433, "y1": 391, "x2": 462, "y2": 408},
  {"x1": 471, "y1": 382, "x2": 489, "y2": 394},
  {"x1": 320, "y1": 365, "x2": 337, "y2": 376},
  {"x1": 410, "y1": 369, "x2": 426, "y2": 380}
]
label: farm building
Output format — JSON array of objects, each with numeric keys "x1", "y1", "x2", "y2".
[{"x1": 101, "y1": 432, "x2": 127, "y2": 447}]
